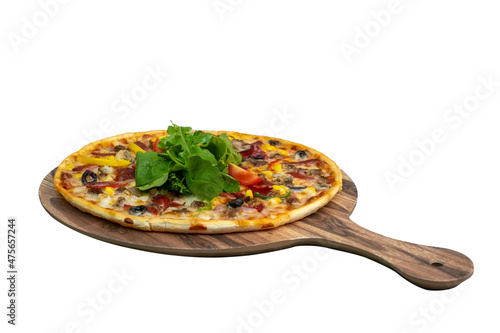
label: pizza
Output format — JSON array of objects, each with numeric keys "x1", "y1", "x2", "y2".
[{"x1": 54, "y1": 123, "x2": 342, "y2": 233}]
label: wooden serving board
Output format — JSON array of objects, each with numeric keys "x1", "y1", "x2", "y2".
[{"x1": 39, "y1": 168, "x2": 473, "y2": 290}]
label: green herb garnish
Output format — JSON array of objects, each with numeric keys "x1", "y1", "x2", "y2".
[{"x1": 135, "y1": 122, "x2": 241, "y2": 201}]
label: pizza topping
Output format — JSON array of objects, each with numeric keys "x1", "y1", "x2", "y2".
[
  {"x1": 247, "y1": 185, "x2": 272, "y2": 196},
  {"x1": 115, "y1": 167, "x2": 135, "y2": 181},
  {"x1": 288, "y1": 185, "x2": 307, "y2": 191},
  {"x1": 190, "y1": 200, "x2": 207, "y2": 209},
  {"x1": 152, "y1": 138, "x2": 162, "y2": 152},
  {"x1": 115, "y1": 149, "x2": 134, "y2": 162},
  {"x1": 227, "y1": 197, "x2": 244, "y2": 208},
  {"x1": 77, "y1": 155, "x2": 131, "y2": 167},
  {"x1": 294, "y1": 150, "x2": 308, "y2": 160},
  {"x1": 253, "y1": 188, "x2": 291, "y2": 200},
  {"x1": 113, "y1": 197, "x2": 126, "y2": 208},
  {"x1": 244, "y1": 158, "x2": 268, "y2": 167},
  {"x1": 97, "y1": 166, "x2": 113, "y2": 178},
  {"x1": 81, "y1": 170, "x2": 98, "y2": 185},
  {"x1": 86, "y1": 180, "x2": 131, "y2": 189},
  {"x1": 151, "y1": 195, "x2": 170, "y2": 210},
  {"x1": 112, "y1": 145, "x2": 127, "y2": 152},
  {"x1": 287, "y1": 171, "x2": 315, "y2": 180},
  {"x1": 267, "y1": 139, "x2": 281, "y2": 146},
  {"x1": 271, "y1": 173, "x2": 294, "y2": 186},
  {"x1": 87, "y1": 188, "x2": 103, "y2": 195},
  {"x1": 228, "y1": 163, "x2": 262, "y2": 186},
  {"x1": 128, "y1": 205, "x2": 147, "y2": 216},
  {"x1": 239, "y1": 141, "x2": 268, "y2": 159},
  {"x1": 92, "y1": 152, "x2": 116, "y2": 157},
  {"x1": 72, "y1": 164, "x2": 98, "y2": 172},
  {"x1": 172, "y1": 207, "x2": 190, "y2": 214},
  {"x1": 135, "y1": 141, "x2": 150, "y2": 151}
]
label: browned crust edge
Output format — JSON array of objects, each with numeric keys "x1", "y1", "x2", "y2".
[{"x1": 54, "y1": 130, "x2": 342, "y2": 234}]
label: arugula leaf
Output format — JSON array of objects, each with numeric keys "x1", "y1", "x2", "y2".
[
  {"x1": 206, "y1": 133, "x2": 242, "y2": 172},
  {"x1": 184, "y1": 155, "x2": 224, "y2": 201},
  {"x1": 135, "y1": 151, "x2": 173, "y2": 190},
  {"x1": 164, "y1": 171, "x2": 191, "y2": 195},
  {"x1": 221, "y1": 173, "x2": 240, "y2": 193},
  {"x1": 219, "y1": 133, "x2": 242, "y2": 165}
]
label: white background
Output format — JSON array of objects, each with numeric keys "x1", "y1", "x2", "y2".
[{"x1": 1, "y1": 1, "x2": 499, "y2": 332}]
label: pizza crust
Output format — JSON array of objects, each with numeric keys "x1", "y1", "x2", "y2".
[{"x1": 54, "y1": 130, "x2": 342, "y2": 234}]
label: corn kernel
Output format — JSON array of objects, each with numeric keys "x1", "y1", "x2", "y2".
[
  {"x1": 271, "y1": 163, "x2": 282, "y2": 172},
  {"x1": 278, "y1": 149, "x2": 288, "y2": 156},
  {"x1": 262, "y1": 144, "x2": 276, "y2": 151},
  {"x1": 305, "y1": 187, "x2": 316, "y2": 195},
  {"x1": 211, "y1": 197, "x2": 224, "y2": 206},
  {"x1": 262, "y1": 144, "x2": 288, "y2": 156},
  {"x1": 75, "y1": 173, "x2": 82, "y2": 179},
  {"x1": 65, "y1": 164, "x2": 75, "y2": 170},
  {"x1": 267, "y1": 197, "x2": 282, "y2": 205},
  {"x1": 262, "y1": 171, "x2": 272, "y2": 178},
  {"x1": 105, "y1": 187, "x2": 115, "y2": 195},
  {"x1": 272, "y1": 185, "x2": 287, "y2": 195},
  {"x1": 245, "y1": 190, "x2": 253, "y2": 198}
]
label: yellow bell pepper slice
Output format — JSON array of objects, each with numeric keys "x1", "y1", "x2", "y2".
[
  {"x1": 128, "y1": 142, "x2": 146, "y2": 154},
  {"x1": 77, "y1": 155, "x2": 131, "y2": 167}
]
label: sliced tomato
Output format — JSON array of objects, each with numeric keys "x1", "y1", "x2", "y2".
[
  {"x1": 153, "y1": 138, "x2": 163, "y2": 153},
  {"x1": 228, "y1": 163, "x2": 262, "y2": 186}
]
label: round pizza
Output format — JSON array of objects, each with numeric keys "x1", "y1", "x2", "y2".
[{"x1": 54, "y1": 123, "x2": 342, "y2": 233}]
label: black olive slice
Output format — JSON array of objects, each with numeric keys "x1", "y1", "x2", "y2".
[
  {"x1": 129, "y1": 205, "x2": 147, "y2": 216},
  {"x1": 227, "y1": 197, "x2": 244, "y2": 208},
  {"x1": 294, "y1": 150, "x2": 308, "y2": 160},
  {"x1": 81, "y1": 170, "x2": 98, "y2": 185}
]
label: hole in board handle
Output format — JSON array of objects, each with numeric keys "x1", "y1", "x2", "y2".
[{"x1": 431, "y1": 261, "x2": 444, "y2": 267}]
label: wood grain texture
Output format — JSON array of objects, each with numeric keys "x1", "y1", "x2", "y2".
[{"x1": 39, "y1": 168, "x2": 473, "y2": 290}]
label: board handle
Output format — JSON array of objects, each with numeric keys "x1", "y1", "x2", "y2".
[{"x1": 312, "y1": 218, "x2": 474, "y2": 290}]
